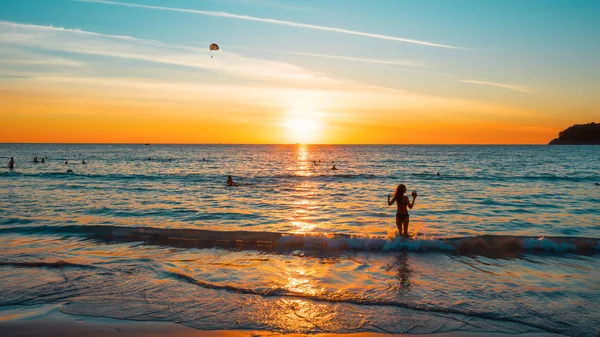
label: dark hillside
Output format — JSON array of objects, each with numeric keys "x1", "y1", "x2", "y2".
[{"x1": 549, "y1": 122, "x2": 600, "y2": 145}]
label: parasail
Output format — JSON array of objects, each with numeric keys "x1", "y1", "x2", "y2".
[{"x1": 209, "y1": 43, "x2": 219, "y2": 58}]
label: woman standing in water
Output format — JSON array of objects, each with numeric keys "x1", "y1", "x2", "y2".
[{"x1": 388, "y1": 184, "x2": 417, "y2": 237}]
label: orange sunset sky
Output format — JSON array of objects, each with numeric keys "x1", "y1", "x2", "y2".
[{"x1": 1, "y1": 0, "x2": 599, "y2": 144}]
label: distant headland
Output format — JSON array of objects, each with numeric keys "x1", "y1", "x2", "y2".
[{"x1": 549, "y1": 122, "x2": 600, "y2": 145}]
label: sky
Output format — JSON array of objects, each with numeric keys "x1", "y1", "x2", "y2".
[{"x1": 0, "y1": 0, "x2": 599, "y2": 144}]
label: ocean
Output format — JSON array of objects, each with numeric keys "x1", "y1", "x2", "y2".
[{"x1": 1, "y1": 144, "x2": 599, "y2": 336}]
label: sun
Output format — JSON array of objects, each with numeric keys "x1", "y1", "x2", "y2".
[{"x1": 284, "y1": 117, "x2": 321, "y2": 144}]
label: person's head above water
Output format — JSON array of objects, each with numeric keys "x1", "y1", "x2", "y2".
[{"x1": 394, "y1": 184, "x2": 407, "y2": 198}]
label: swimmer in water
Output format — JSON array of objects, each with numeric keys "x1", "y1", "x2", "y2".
[
  {"x1": 226, "y1": 175, "x2": 238, "y2": 187},
  {"x1": 41, "y1": 158, "x2": 45, "y2": 163},
  {"x1": 387, "y1": 184, "x2": 417, "y2": 238},
  {"x1": 82, "y1": 160, "x2": 87, "y2": 164},
  {"x1": 66, "y1": 169, "x2": 73, "y2": 173},
  {"x1": 8, "y1": 157, "x2": 15, "y2": 170},
  {"x1": 331, "y1": 164, "x2": 337, "y2": 170},
  {"x1": 33, "y1": 157, "x2": 38, "y2": 163},
  {"x1": 65, "y1": 161, "x2": 68, "y2": 165}
]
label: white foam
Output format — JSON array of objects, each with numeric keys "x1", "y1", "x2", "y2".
[
  {"x1": 273, "y1": 233, "x2": 597, "y2": 254},
  {"x1": 279, "y1": 234, "x2": 460, "y2": 252}
]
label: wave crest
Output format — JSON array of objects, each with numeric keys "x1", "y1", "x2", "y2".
[{"x1": 1, "y1": 225, "x2": 598, "y2": 257}]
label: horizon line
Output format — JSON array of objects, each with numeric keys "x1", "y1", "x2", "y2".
[{"x1": 0, "y1": 142, "x2": 552, "y2": 146}]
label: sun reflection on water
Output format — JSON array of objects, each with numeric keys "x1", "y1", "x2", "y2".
[
  {"x1": 295, "y1": 144, "x2": 311, "y2": 177},
  {"x1": 253, "y1": 298, "x2": 344, "y2": 333},
  {"x1": 288, "y1": 144, "x2": 320, "y2": 233},
  {"x1": 281, "y1": 268, "x2": 323, "y2": 297}
]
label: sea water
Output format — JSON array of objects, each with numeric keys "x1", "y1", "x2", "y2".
[{"x1": 0, "y1": 144, "x2": 599, "y2": 336}]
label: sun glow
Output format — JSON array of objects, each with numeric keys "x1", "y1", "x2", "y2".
[{"x1": 284, "y1": 117, "x2": 322, "y2": 144}]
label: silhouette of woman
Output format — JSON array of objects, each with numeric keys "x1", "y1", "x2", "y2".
[{"x1": 387, "y1": 184, "x2": 417, "y2": 237}]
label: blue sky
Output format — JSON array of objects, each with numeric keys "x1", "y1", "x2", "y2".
[{"x1": 1, "y1": 0, "x2": 599, "y2": 143}]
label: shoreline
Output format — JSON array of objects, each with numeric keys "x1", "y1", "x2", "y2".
[{"x1": 0, "y1": 305, "x2": 566, "y2": 337}]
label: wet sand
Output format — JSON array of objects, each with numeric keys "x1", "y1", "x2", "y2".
[{"x1": 0, "y1": 305, "x2": 566, "y2": 337}]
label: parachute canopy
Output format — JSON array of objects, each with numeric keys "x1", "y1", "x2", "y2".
[{"x1": 209, "y1": 43, "x2": 219, "y2": 51}]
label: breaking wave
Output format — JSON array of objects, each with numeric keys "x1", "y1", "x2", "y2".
[{"x1": 1, "y1": 225, "x2": 598, "y2": 256}]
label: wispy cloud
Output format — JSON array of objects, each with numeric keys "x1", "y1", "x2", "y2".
[
  {"x1": 205, "y1": 0, "x2": 309, "y2": 12},
  {"x1": 8, "y1": 74, "x2": 527, "y2": 119},
  {"x1": 0, "y1": 20, "x2": 146, "y2": 42},
  {"x1": 228, "y1": 45, "x2": 427, "y2": 67},
  {"x1": 73, "y1": 0, "x2": 463, "y2": 49},
  {"x1": 0, "y1": 46, "x2": 84, "y2": 68},
  {"x1": 0, "y1": 21, "x2": 340, "y2": 86},
  {"x1": 0, "y1": 59, "x2": 83, "y2": 67},
  {"x1": 458, "y1": 79, "x2": 533, "y2": 93}
]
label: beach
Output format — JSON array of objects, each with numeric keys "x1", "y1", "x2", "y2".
[{"x1": 1, "y1": 144, "x2": 599, "y2": 336}]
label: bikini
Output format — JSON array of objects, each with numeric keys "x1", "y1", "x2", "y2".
[
  {"x1": 396, "y1": 213, "x2": 409, "y2": 222},
  {"x1": 396, "y1": 197, "x2": 409, "y2": 222}
]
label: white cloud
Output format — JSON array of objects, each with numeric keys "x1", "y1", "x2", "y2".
[
  {"x1": 458, "y1": 79, "x2": 533, "y2": 93},
  {"x1": 73, "y1": 0, "x2": 463, "y2": 49},
  {"x1": 228, "y1": 45, "x2": 427, "y2": 68},
  {"x1": 204, "y1": 0, "x2": 309, "y2": 12},
  {"x1": 0, "y1": 46, "x2": 84, "y2": 68},
  {"x1": 0, "y1": 21, "x2": 339, "y2": 86}
]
